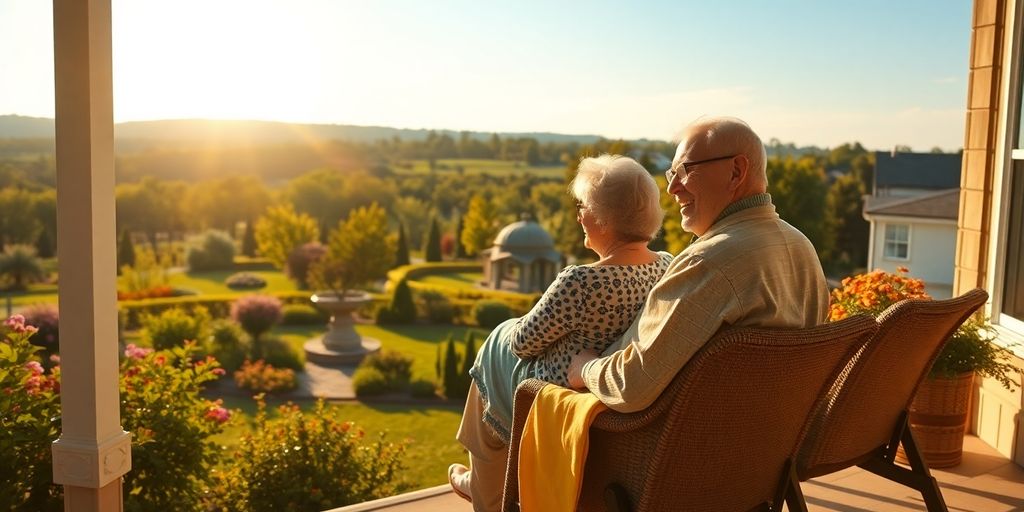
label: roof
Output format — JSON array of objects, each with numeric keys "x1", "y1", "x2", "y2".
[
  {"x1": 873, "y1": 151, "x2": 961, "y2": 190},
  {"x1": 863, "y1": 188, "x2": 960, "y2": 220},
  {"x1": 489, "y1": 219, "x2": 562, "y2": 264}
]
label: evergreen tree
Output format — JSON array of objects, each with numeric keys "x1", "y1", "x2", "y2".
[
  {"x1": 460, "y1": 332, "x2": 477, "y2": 379},
  {"x1": 35, "y1": 229, "x2": 54, "y2": 259},
  {"x1": 424, "y1": 216, "x2": 442, "y2": 262},
  {"x1": 117, "y1": 229, "x2": 136, "y2": 274},
  {"x1": 442, "y1": 337, "x2": 460, "y2": 399},
  {"x1": 823, "y1": 173, "x2": 870, "y2": 273},
  {"x1": 387, "y1": 279, "x2": 417, "y2": 324},
  {"x1": 241, "y1": 219, "x2": 257, "y2": 257},
  {"x1": 395, "y1": 221, "x2": 411, "y2": 267},
  {"x1": 435, "y1": 343, "x2": 442, "y2": 380},
  {"x1": 454, "y1": 214, "x2": 468, "y2": 259}
]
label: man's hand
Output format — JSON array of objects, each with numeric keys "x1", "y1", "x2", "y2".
[{"x1": 568, "y1": 349, "x2": 600, "y2": 390}]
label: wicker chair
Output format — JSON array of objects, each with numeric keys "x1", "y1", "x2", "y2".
[
  {"x1": 793, "y1": 288, "x2": 989, "y2": 512},
  {"x1": 500, "y1": 315, "x2": 879, "y2": 512}
]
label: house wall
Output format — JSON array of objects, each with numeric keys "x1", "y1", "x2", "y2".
[
  {"x1": 868, "y1": 217, "x2": 956, "y2": 298},
  {"x1": 961, "y1": 0, "x2": 1024, "y2": 466}
]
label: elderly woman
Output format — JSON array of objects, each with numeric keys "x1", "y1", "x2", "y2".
[{"x1": 449, "y1": 154, "x2": 671, "y2": 510}]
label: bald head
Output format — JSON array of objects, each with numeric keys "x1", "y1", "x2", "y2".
[{"x1": 679, "y1": 116, "x2": 768, "y2": 196}]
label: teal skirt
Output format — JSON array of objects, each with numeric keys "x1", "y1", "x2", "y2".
[{"x1": 468, "y1": 318, "x2": 542, "y2": 444}]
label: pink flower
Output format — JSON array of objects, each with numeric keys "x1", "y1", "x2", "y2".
[
  {"x1": 4, "y1": 314, "x2": 38, "y2": 335},
  {"x1": 212, "y1": 368, "x2": 226, "y2": 376},
  {"x1": 124, "y1": 343, "x2": 153, "y2": 360},
  {"x1": 204, "y1": 406, "x2": 231, "y2": 424},
  {"x1": 24, "y1": 360, "x2": 44, "y2": 375}
]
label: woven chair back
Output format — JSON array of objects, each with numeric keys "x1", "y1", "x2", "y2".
[
  {"x1": 795, "y1": 288, "x2": 989, "y2": 479},
  {"x1": 575, "y1": 315, "x2": 877, "y2": 512}
]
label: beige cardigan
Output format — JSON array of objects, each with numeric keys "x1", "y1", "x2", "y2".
[{"x1": 581, "y1": 201, "x2": 829, "y2": 413}]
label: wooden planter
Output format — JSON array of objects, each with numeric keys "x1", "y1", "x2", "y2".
[{"x1": 896, "y1": 371, "x2": 975, "y2": 468}]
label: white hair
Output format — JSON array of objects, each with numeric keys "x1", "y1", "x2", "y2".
[
  {"x1": 686, "y1": 116, "x2": 768, "y2": 188},
  {"x1": 570, "y1": 154, "x2": 664, "y2": 242}
]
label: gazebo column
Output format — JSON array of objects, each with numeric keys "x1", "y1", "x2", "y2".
[{"x1": 50, "y1": 0, "x2": 131, "y2": 510}]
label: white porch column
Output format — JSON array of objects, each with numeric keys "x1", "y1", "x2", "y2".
[{"x1": 50, "y1": 0, "x2": 131, "y2": 510}]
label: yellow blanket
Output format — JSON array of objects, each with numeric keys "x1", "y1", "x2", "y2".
[{"x1": 517, "y1": 384, "x2": 609, "y2": 512}]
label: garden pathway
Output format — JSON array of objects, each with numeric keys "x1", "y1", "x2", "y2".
[{"x1": 295, "y1": 360, "x2": 356, "y2": 399}]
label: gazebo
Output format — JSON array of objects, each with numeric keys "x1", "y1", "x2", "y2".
[{"x1": 481, "y1": 216, "x2": 563, "y2": 293}]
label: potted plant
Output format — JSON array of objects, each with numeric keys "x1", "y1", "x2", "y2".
[
  {"x1": 304, "y1": 203, "x2": 394, "y2": 363},
  {"x1": 828, "y1": 267, "x2": 1020, "y2": 467}
]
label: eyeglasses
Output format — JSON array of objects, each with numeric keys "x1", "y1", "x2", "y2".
[
  {"x1": 574, "y1": 200, "x2": 586, "y2": 212},
  {"x1": 665, "y1": 154, "x2": 738, "y2": 183}
]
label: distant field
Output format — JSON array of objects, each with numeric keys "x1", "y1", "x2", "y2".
[{"x1": 400, "y1": 158, "x2": 563, "y2": 178}]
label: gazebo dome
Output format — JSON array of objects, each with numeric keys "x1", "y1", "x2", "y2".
[{"x1": 489, "y1": 218, "x2": 562, "y2": 264}]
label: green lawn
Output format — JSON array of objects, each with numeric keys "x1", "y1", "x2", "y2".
[
  {"x1": 7, "y1": 283, "x2": 59, "y2": 308},
  {"x1": 213, "y1": 395, "x2": 466, "y2": 491}
]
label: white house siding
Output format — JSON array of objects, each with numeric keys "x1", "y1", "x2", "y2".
[{"x1": 869, "y1": 216, "x2": 957, "y2": 298}]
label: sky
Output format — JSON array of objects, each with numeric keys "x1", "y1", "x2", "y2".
[{"x1": 0, "y1": 0, "x2": 972, "y2": 150}]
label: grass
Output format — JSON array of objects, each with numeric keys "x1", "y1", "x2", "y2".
[
  {"x1": 6, "y1": 283, "x2": 59, "y2": 308},
  {"x1": 274, "y1": 323, "x2": 487, "y2": 381},
  {"x1": 212, "y1": 394, "x2": 466, "y2": 490},
  {"x1": 400, "y1": 158, "x2": 564, "y2": 178}
]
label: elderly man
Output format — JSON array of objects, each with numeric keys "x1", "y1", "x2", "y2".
[{"x1": 567, "y1": 116, "x2": 830, "y2": 409}]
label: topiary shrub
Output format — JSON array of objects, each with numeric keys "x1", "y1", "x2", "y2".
[
  {"x1": 260, "y1": 337, "x2": 304, "y2": 371},
  {"x1": 233, "y1": 359, "x2": 297, "y2": 393},
  {"x1": 472, "y1": 300, "x2": 513, "y2": 329},
  {"x1": 230, "y1": 295, "x2": 283, "y2": 357},
  {"x1": 375, "y1": 279, "x2": 416, "y2": 325},
  {"x1": 207, "y1": 319, "x2": 248, "y2": 373},
  {"x1": 352, "y1": 366, "x2": 390, "y2": 396},
  {"x1": 280, "y1": 304, "x2": 327, "y2": 326},
  {"x1": 225, "y1": 272, "x2": 267, "y2": 290},
  {"x1": 142, "y1": 306, "x2": 212, "y2": 351},
  {"x1": 186, "y1": 230, "x2": 237, "y2": 272},
  {"x1": 21, "y1": 303, "x2": 59, "y2": 367},
  {"x1": 285, "y1": 242, "x2": 326, "y2": 289},
  {"x1": 205, "y1": 398, "x2": 407, "y2": 511}
]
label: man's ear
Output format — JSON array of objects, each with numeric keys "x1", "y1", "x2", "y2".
[{"x1": 728, "y1": 154, "x2": 750, "y2": 191}]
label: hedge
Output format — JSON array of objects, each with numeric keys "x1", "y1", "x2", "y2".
[
  {"x1": 119, "y1": 291, "x2": 386, "y2": 330},
  {"x1": 385, "y1": 262, "x2": 540, "y2": 323}
]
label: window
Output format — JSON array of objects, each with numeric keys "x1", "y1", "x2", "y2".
[
  {"x1": 883, "y1": 223, "x2": 910, "y2": 260},
  {"x1": 1002, "y1": 161, "x2": 1024, "y2": 320}
]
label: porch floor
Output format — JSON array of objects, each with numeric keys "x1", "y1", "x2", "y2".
[{"x1": 329, "y1": 435, "x2": 1024, "y2": 511}]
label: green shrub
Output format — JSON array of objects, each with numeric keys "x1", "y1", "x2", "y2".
[
  {"x1": 120, "y1": 343, "x2": 230, "y2": 512},
  {"x1": 473, "y1": 300, "x2": 513, "y2": 328},
  {"x1": 186, "y1": 230, "x2": 236, "y2": 272},
  {"x1": 206, "y1": 399, "x2": 407, "y2": 511},
  {"x1": 362, "y1": 350, "x2": 413, "y2": 388},
  {"x1": 438, "y1": 332, "x2": 480, "y2": 400},
  {"x1": 352, "y1": 366, "x2": 390, "y2": 396},
  {"x1": 419, "y1": 289, "x2": 455, "y2": 324},
  {"x1": 376, "y1": 279, "x2": 416, "y2": 324},
  {"x1": 0, "y1": 244, "x2": 45, "y2": 291},
  {"x1": 285, "y1": 242, "x2": 326, "y2": 289},
  {"x1": 409, "y1": 378, "x2": 438, "y2": 399},
  {"x1": 142, "y1": 306, "x2": 211, "y2": 350},
  {"x1": 230, "y1": 295, "x2": 283, "y2": 352},
  {"x1": 118, "y1": 291, "x2": 324, "y2": 330},
  {"x1": 0, "y1": 315, "x2": 62, "y2": 510},
  {"x1": 280, "y1": 303, "x2": 327, "y2": 325},
  {"x1": 208, "y1": 320, "x2": 248, "y2": 372},
  {"x1": 225, "y1": 272, "x2": 267, "y2": 290},
  {"x1": 261, "y1": 337, "x2": 304, "y2": 371},
  {"x1": 233, "y1": 359, "x2": 297, "y2": 393}
]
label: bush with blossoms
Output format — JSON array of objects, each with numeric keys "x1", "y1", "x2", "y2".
[{"x1": 828, "y1": 266, "x2": 931, "y2": 321}]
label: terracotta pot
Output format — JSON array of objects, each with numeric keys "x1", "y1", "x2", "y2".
[{"x1": 896, "y1": 371, "x2": 974, "y2": 468}]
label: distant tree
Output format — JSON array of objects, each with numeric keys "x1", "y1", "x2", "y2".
[
  {"x1": 460, "y1": 332, "x2": 477, "y2": 379},
  {"x1": 285, "y1": 242, "x2": 327, "y2": 289},
  {"x1": 189, "y1": 175, "x2": 271, "y2": 232},
  {"x1": 0, "y1": 187, "x2": 42, "y2": 246},
  {"x1": 117, "y1": 229, "x2": 136, "y2": 274},
  {"x1": 395, "y1": 221, "x2": 410, "y2": 267},
  {"x1": 823, "y1": 173, "x2": 870, "y2": 273},
  {"x1": 424, "y1": 217, "x2": 442, "y2": 262},
  {"x1": 377, "y1": 279, "x2": 416, "y2": 324},
  {"x1": 391, "y1": 197, "x2": 430, "y2": 249},
  {"x1": 309, "y1": 203, "x2": 394, "y2": 295},
  {"x1": 657, "y1": 175, "x2": 692, "y2": 254},
  {"x1": 254, "y1": 204, "x2": 320, "y2": 269},
  {"x1": 241, "y1": 219, "x2": 257, "y2": 257},
  {"x1": 35, "y1": 229, "x2": 54, "y2": 259},
  {"x1": 461, "y1": 195, "x2": 499, "y2": 257},
  {"x1": 767, "y1": 157, "x2": 828, "y2": 256},
  {"x1": 454, "y1": 214, "x2": 468, "y2": 259},
  {"x1": 441, "y1": 336, "x2": 460, "y2": 398},
  {"x1": 114, "y1": 177, "x2": 188, "y2": 244},
  {"x1": 0, "y1": 244, "x2": 45, "y2": 291},
  {"x1": 930, "y1": 146, "x2": 946, "y2": 154}
]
